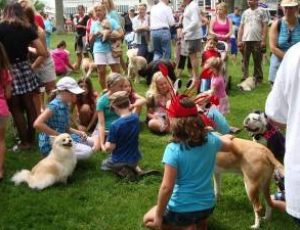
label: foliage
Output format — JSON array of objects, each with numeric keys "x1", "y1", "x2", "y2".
[
  {"x1": 0, "y1": 0, "x2": 6, "y2": 10},
  {"x1": 33, "y1": 0, "x2": 45, "y2": 12},
  {"x1": 0, "y1": 33, "x2": 299, "y2": 230}
]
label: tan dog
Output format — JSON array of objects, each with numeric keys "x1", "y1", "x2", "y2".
[
  {"x1": 81, "y1": 56, "x2": 97, "y2": 78},
  {"x1": 127, "y1": 48, "x2": 147, "y2": 83},
  {"x1": 11, "y1": 133, "x2": 77, "y2": 190},
  {"x1": 215, "y1": 138, "x2": 283, "y2": 229},
  {"x1": 237, "y1": 76, "x2": 256, "y2": 92}
]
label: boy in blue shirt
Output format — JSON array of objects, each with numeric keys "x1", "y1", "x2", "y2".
[{"x1": 101, "y1": 91, "x2": 142, "y2": 177}]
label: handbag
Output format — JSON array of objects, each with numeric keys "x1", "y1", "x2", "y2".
[{"x1": 111, "y1": 39, "x2": 122, "y2": 58}]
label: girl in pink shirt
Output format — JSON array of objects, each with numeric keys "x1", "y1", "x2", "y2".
[
  {"x1": 203, "y1": 57, "x2": 229, "y2": 115},
  {"x1": 51, "y1": 41, "x2": 75, "y2": 75},
  {"x1": 0, "y1": 43, "x2": 12, "y2": 180}
]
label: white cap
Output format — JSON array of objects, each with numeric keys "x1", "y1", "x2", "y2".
[
  {"x1": 56, "y1": 77, "x2": 84, "y2": 94},
  {"x1": 281, "y1": 0, "x2": 298, "y2": 7}
]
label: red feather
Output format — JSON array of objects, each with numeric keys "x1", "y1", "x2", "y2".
[{"x1": 158, "y1": 63, "x2": 169, "y2": 77}]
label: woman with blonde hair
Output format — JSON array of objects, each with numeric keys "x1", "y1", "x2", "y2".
[
  {"x1": 146, "y1": 71, "x2": 172, "y2": 134},
  {"x1": 209, "y1": 2, "x2": 232, "y2": 42},
  {"x1": 90, "y1": 5, "x2": 124, "y2": 89},
  {"x1": 101, "y1": 0, "x2": 127, "y2": 73}
]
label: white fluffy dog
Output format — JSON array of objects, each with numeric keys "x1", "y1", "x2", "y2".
[
  {"x1": 237, "y1": 76, "x2": 256, "y2": 91},
  {"x1": 12, "y1": 133, "x2": 77, "y2": 190},
  {"x1": 127, "y1": 48, "x2": 147, "y2": 83}
]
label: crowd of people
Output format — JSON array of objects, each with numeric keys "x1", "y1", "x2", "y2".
[{"x1": 0, "y1": 0, "x2": 300, "y2": 229}]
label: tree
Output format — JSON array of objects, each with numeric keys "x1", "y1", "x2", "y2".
[
  {"x1": 0, "y1": 0, "x2": 6, "y2": 9},
  {"x1": 33, "y1": 0, "x2": 45, "y2": 12},
  {"x1": 55, "y1": 0, "x2": 65, "y2": 33}
]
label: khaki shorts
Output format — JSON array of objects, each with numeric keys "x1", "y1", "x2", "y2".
[
  {"x1": 94, "y1": 52, "x2": 120, "y2": 65},
  {"x1": 185, "y1": 39, "x2": 202, "y2": 54}
]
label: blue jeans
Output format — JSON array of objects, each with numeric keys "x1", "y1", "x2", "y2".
[
  {"x1": 269, "y1": 54, "x2": 282, "y2": 83},
  {"x1": 151, "y1": 29, "x2": 171, "y2": 60}
]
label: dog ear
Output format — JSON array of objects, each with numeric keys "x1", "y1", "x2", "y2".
[
  {"x1": 253, "y1": 110, "x2": 261, "y2": 114},
  {"x1": 49, "y1": 135, "x2": 56, "y2": 145}
]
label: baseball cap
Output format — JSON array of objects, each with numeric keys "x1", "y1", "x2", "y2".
[
  {"x1": 281, "y1": 0, "x2": 298, "y2": 7},
  {"x1": 129, "y1": 6, "x2": 135, "y2": 11},
  {"x1": 56, "y1": 76, "x2": 85, "y2": 94}
]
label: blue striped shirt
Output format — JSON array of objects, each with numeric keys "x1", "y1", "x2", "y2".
[{"x1": 278, "y1": 18, "x2": 300, "y2": 52}]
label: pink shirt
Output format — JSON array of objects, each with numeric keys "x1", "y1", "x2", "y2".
[
  {"x1": 211, "y1": 76, "x2": 226, "y2": 99},
  {"x1": 212, "y1": 18, "x2": 230, "y2": 42},
  {"x1": 51, "y1": 48, "x2": 70, "y2": 74},
  {"x1": 0, "y1": 69, "x2": 12, "y2": 117}
]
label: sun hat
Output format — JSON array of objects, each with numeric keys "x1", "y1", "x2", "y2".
[
  {"x1": 56, "y1": 76, "x2": 85, "y2": 94},
  {"x1": 281, "y1": 0, "x2": 298, "y2": 7}
]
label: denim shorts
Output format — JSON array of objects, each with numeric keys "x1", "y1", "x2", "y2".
[{"x1": 163, "y1": 207, "x2": 214, "y2": 227}]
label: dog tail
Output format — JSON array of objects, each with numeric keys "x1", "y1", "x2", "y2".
[
  {"x1": 266, "y1": 149, "x2": 284, "y2": 171},
  {"x1": 11, "y1": 169, "x2": 31, "y2": 185}
]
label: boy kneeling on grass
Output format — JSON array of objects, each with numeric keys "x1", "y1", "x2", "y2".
[{"x1": 100, "y1": 91, "x2": 143, "y2": 178}]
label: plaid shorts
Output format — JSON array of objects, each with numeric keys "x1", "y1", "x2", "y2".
[{"x1": 10, "y1": 60, "x2": 40, "y2": 95}]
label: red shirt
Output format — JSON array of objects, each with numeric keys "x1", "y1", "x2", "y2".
[{"x1": 35, "y1": 14, "x2": 45, "y2": 30}]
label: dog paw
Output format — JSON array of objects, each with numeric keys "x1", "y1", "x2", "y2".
[{"x1": 250, "y1": 224, "x2": 260, "y2": 229}]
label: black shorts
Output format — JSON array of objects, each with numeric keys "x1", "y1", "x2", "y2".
[{"x1": 163, "y1": 207, "x2": 214, "y2": 227}]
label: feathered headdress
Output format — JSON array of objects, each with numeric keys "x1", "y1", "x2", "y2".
[{"x1": 158, "y1": 63, "x2": 218, "y2": 127}]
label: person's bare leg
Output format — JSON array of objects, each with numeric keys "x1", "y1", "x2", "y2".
[
  {"x1": 0, "y1": 126, "x2": 6, "y2": 179},
  {"x1": 110, "y1": 63, "x2": 121, "y2": 74},
  {"x1": 75, "y1": 52, "x2": 82, "y2": 70},
  {"x1": 97, "y1": 65, "x2": 107, "y2": 90}
]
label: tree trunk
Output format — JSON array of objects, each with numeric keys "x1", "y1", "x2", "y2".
[
  {"x1": 238, "y1": 0, "x2": 248, "y2": 11},
  {"x1": 226, "y1": 0, "x2": 234, "y2": 14},
  {"x1": 55, "y1": 0, "x2": 64, "y2": 33}
]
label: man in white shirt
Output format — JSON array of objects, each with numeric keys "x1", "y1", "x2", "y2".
[
  {"x1": 132, "y1": 3, "x2": 150, "y2": 61},
  {"x1": 265, "y1": 42, "x2": 300, "y2": 226},
  {"x1": 150, "y1": 0, "x2": 175, "y2": 60},
  {"x1": 182, "y1": 0, "x2": 202, "y2": 88}
]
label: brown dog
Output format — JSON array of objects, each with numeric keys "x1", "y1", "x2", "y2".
[{"x1": 215, "y1": 138, "x2": 283, "y2": 229}]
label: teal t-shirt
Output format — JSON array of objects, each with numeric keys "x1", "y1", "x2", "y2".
[
  {"x1": 107, "y1": 10, "x2": 121, "y2": 26},
  {"x1": 96, "y1": 93, "x2": 119, "y2": 130},
  {"x1": 163, "y1": 132, "x2": 222, "y2": 212},
  {"x1": 90, "y1": 17, "x2": 120, "y2": 53}
]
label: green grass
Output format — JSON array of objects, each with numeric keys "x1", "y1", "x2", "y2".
[{"x1": 0, "y1": 33, "x2": 298, "y2": 230}]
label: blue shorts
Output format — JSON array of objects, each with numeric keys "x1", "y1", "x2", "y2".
[{"x1": 163, "y1": 207, "x2": 214, "y2": 227}]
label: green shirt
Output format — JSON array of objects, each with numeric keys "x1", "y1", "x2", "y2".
[{"x1": 96, "y1": 93, "x2": 119, "y2": 130}]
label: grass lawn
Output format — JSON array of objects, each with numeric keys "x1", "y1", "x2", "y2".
[{"x1": 0, "y1": 33, "x2": 298, "y2": 230}]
